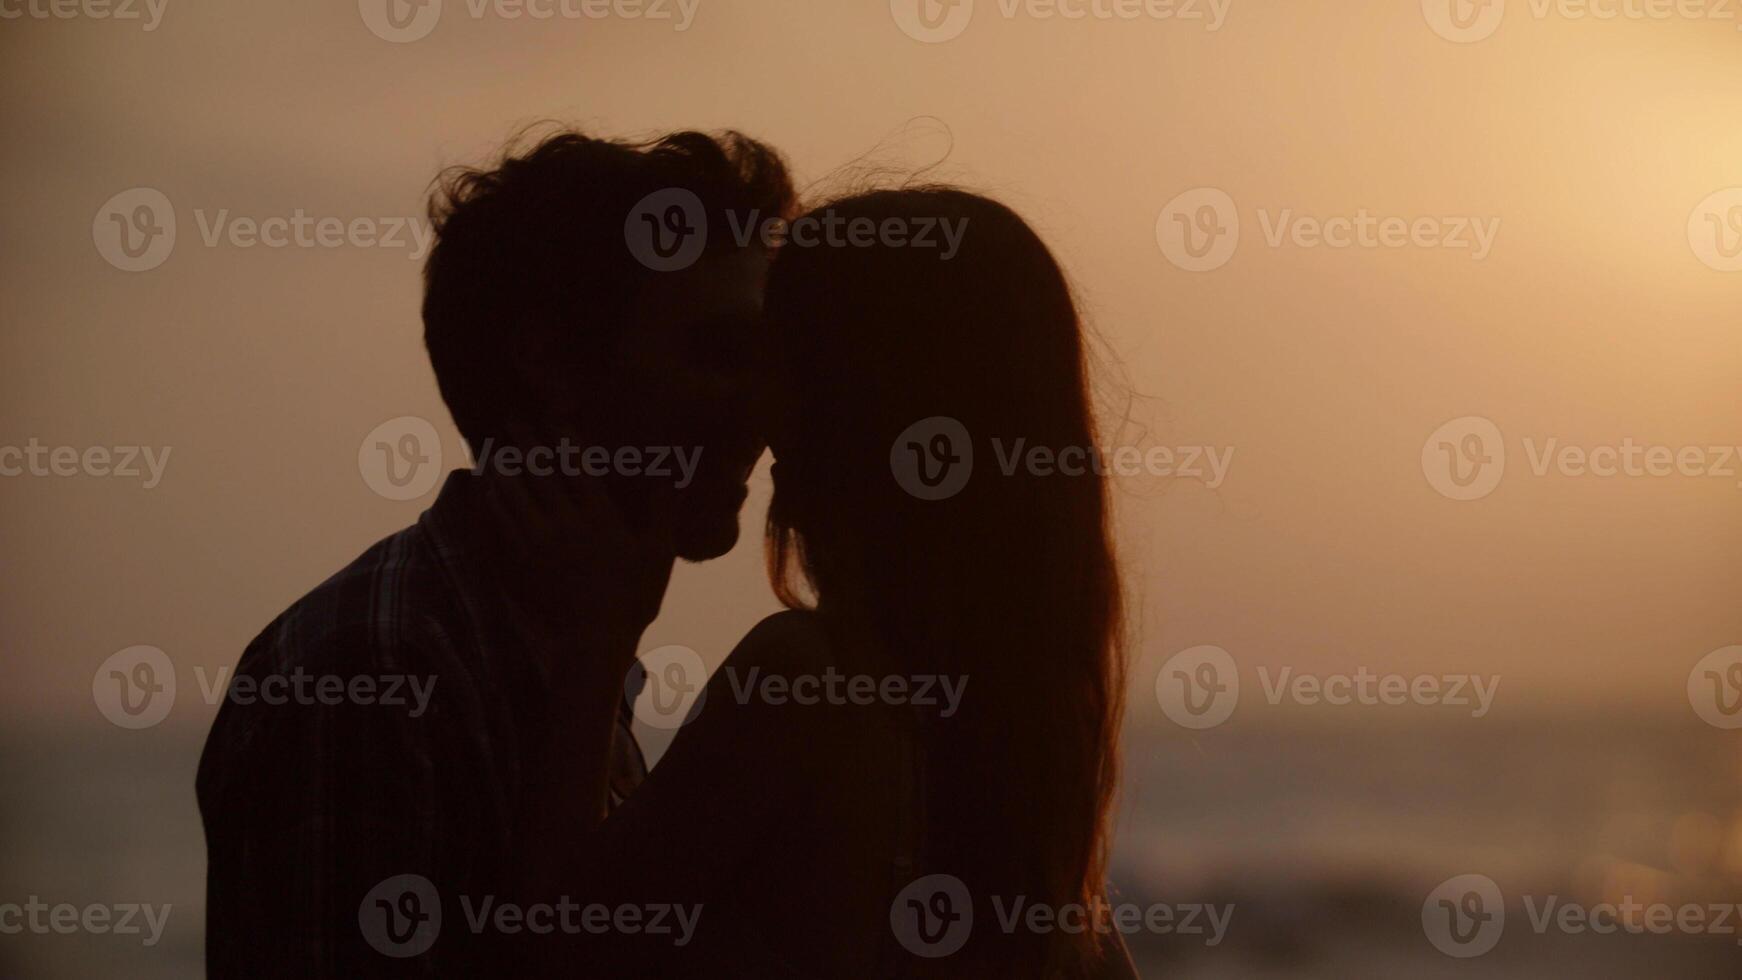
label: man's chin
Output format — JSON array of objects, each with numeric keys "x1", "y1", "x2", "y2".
[
  {"x1": 671, "y1": 480, "x2": 751, "y2": 562},
  {"x1": 674, "y1": 520, "x2": 742, "y2": 563}
]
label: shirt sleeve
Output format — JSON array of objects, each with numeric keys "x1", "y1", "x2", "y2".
[{"x1": 197, "y1": 626, "x2": 489, "y2": 979}]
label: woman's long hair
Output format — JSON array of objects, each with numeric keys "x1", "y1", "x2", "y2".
[{"x1": 763, "y1": 188, "x2": 1125, "y2": 976}]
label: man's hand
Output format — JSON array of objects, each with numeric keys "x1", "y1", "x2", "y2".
[
  {"x1": 471, "y1": 435, "x2": 678, "y2": 661},
  {"x1": 470, "y1": 437, "x2": 685, "y2": 876}
]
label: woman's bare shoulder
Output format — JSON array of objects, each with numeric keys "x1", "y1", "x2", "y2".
[
  {"x1": 708, "y1": 609, "x2": 906, "y2": 740},
  {"x1": 726, "y1": 609, "x2": 836, "y2": 674}
]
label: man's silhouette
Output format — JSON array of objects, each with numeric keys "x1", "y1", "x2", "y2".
[{"x1": 195, "y1": 129, "x2": 793, "y2": 977}]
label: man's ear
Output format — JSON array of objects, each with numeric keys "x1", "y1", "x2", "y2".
[{"x1": 507, "y1": 318, "x2": 596, "y2": 425}]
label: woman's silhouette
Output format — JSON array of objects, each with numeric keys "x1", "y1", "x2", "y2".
[{"x1": 534, "y1": 188, "x2": 1133, "y2": 979}]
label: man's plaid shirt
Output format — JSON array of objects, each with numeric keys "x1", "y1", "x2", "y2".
[{"x1": 196, "y1": 471, "x2": 646, "y2": 977}]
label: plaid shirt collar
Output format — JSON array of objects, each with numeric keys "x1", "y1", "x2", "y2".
[{"x1": 419, "y1": 469, "x2": 648, "y2": 807}]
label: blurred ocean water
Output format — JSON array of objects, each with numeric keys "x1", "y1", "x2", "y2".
[
  {"x1": 3, "y1": 712, "x2": 1738, "y2": 977},
  {"x1": 1113, "y1": 711, "x2": 1742, "y2": 976}
]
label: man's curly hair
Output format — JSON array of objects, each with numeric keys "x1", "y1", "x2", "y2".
[{"x1": 421, "y1": 127, "x2": 794, "y2": 452}]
